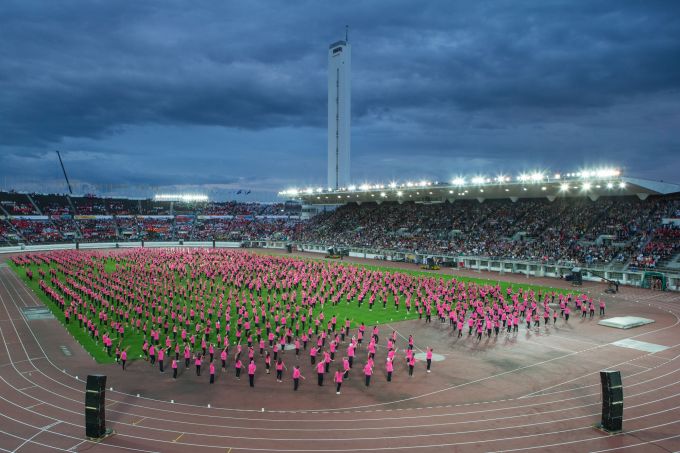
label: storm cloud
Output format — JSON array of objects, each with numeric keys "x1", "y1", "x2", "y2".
[{"x1": 1, "y1": 0, "x2": 679, "y2": 200}]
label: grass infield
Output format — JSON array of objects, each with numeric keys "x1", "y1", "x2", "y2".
[{"x1": 8, "y1": 250, "x2": 578, "y2": 364}]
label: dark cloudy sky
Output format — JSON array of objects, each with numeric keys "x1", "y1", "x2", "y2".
[{"x1": 1, "y1": 1, "x2": 679, "y2": 201}]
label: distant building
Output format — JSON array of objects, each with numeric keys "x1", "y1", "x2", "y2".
[{"x1": 327, "y1": 38, "x2": 351, "y2": 190}]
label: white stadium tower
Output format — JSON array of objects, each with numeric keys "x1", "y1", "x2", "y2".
[{"x1": 327, "y1": 32, "x2": 351, "y2": 190}]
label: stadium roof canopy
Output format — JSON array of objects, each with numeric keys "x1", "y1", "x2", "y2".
[{"x1": 280, "y1": 170, "x2": 680, "y2": 205}]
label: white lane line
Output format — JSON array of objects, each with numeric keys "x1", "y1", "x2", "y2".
[
  {"x1": 11, "y1": 420, "x2": 60, "y2": 452},
  {"x1": 588, "y1": 433, "x2": 680, "y2": 452}
]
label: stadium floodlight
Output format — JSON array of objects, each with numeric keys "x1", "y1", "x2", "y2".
[
  {"x1": 316, "y1": 187, "x2": 323, "y2": 193},
  {"x1": 305, "y1": 187, "x2": 314, "y2": 195},
  {"x1": 406, "y1": 182, "x2": 414, "y2": 187},
  {"x1": 471, "y1": 176, "x2": 485, "y2": 185},
  {"x1": 554, "y1": 173, "x2": 561, "y2": 179},
  {"x1": 418, "y1": 180, "x2": 428, "y2": 187},
  {"x1": 606, "y1": 182, "x2": 614, "y2": 189},
  {"x1": 380, "y1": 192, "x2": 387, "y2": 197},
  {"x1": 530, "y1": 172, "x2": 544, "y2": 182},
  {"x1": 495, "y1": 175, "x2": 508, "y2": 183},
  {"x1": 583, "y1": 182, "x2": 592, "y2": 191},
  {"x1": 348, "y1": 185, "x2": 356, "y2": 192},
  {"x1": 619, "y1": 182, "x2": 626, "y2": 189},
  {"x1": 359, "y1": 184, "x2": 370, "y2": 191},
  {"x1": 397, "y1": 191, "x2": 403, "y2": 196},
  {"x1": 388, "y1": 182, "x2": 397, "y2": 188},
  {"x1": 596, "y1": 168, "x2": 620, "y2": 178},
  {"x1": 452, "y1": 177, "x2": 465, "y2": 186},
  {"x1": 560, "y1": 183, "x2": 570, "y2": 192},
  {"x1": 154, "y1": 194, "x2": 209, "y2": 202},
  {"x1": 518, "y1": 173, "x2": 529, "y2": 182}
]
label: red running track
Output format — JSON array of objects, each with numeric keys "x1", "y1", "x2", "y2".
[{"x1": 0, "y1": 252, "x2": 678, "y2": 453}]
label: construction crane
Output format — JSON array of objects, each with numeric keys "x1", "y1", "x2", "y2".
[{"x1": 55, "y1": 150, "x2": 73, "y2": 194}]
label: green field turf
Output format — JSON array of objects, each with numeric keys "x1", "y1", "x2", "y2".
[{"x1": 8, "y1": 250, "x2": 578, "y2": 364}]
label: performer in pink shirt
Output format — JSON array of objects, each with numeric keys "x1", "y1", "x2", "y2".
[
  {"x1": 363, "y1": 362, "x2": 373, "y2": 387},
  {"x1": 248, "y1": 360, "x2": 256, "y2": 387},
  {"x1": 386, "y1": 357, "x2": 394, "y2": 382},
  {"x1": 184, "y1": 346, "x2": 191, "y2": 368},
  {"x1": 158, "y1": 347, "x2": 166, "y2": 373},
  {"x1": 334, "y1": 368, "x2": 343, "y2": 394},
  {"x1": 210, "y1": 361, "x2": 216, "y2": 384},
  {"x1": 195, "y1": 354, "x2": 202, "y2": 376},
  {"x1": 310, "y1": 346, "x2": 318, "y2": 365},
  {"x1": 221, "y1": 348, "x2": 227, "y2": 370},
  {"x1": 316, "y1": 360, "x2": 325, "y2": 386},
  {"x1": 275, "y1": 358, "x2": 286, "y2": 382},
  {"x1": 293, "y1": 365, "x2": 304, "y2": 391},
  {"x1": 234, "y1": 358, "x2": 243, "y2": 379},
  {"x1": 121, "y1": 350, "x2": 127, "y2": 370},
  {"x1": 342, "y1": 357, "x2": 350, "y2": 379},
  {"x1": 172, "y1": 358, "x2": 178, "y2": 379},
  {"x1": 426, "y1": 347, "x2": 433, "y2": 373}
]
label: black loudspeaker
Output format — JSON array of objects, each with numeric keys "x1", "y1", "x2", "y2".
[
  {"x1": 600, "y1": 371, "x2": 623, "y2": 432},
  {"x1": 85, "y1": 375, "x2": 106, "y2": 438}
]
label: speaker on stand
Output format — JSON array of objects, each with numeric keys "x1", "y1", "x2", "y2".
[
  {"x1": 599, "y1": 370, "x2": 623, "y2": 432},
  {"x1": 85, "y1": 374, "x2": 113, "y2": 439}
]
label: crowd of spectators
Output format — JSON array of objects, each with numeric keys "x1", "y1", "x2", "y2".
[
  {"x1": 1, "y1": 191, "x2": 678, "y2": 269},
  {"x1": 298, "y1": 196, "x2": 680, "y2": 268}
]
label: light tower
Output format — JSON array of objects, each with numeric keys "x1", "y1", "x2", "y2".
[{"x1": 327, "y1": 27, "x2": 351, "y2": 190}]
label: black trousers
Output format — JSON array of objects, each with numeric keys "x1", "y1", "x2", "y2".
[
  {"x1": 173, "y1": 368, "x2": 177, "y2": 379},
  {"x1": 365, "y1": 375, "x2": 371, "y2": 386},
  {"x1": 336, "y1": 382, "x2": 342, "y2": 393},
  {"x1": 318, "y1": 373, "x2": 324, "y2": 386},
  {"x1": 294, "y1": 378, "x2": 299, "y2": 391},
  {"x1": 249, "y1": 374, "x2": 254, "y2": 387}
]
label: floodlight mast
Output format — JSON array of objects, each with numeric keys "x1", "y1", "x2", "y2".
[{"x1": 55, "y1": 150, "x2": 73, "y2": 195}]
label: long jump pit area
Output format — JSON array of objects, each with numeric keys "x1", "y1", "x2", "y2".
[{"x1": 0, "y1": 248, "x2": 678, "y2": 453}]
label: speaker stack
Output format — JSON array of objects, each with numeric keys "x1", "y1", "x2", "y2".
[
  {"x1": 600, "y1": 370, "x2": 623, "y2": 432},
  {"x1": 85, "y1": 374, "x2": 107, "y2": 438}
]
